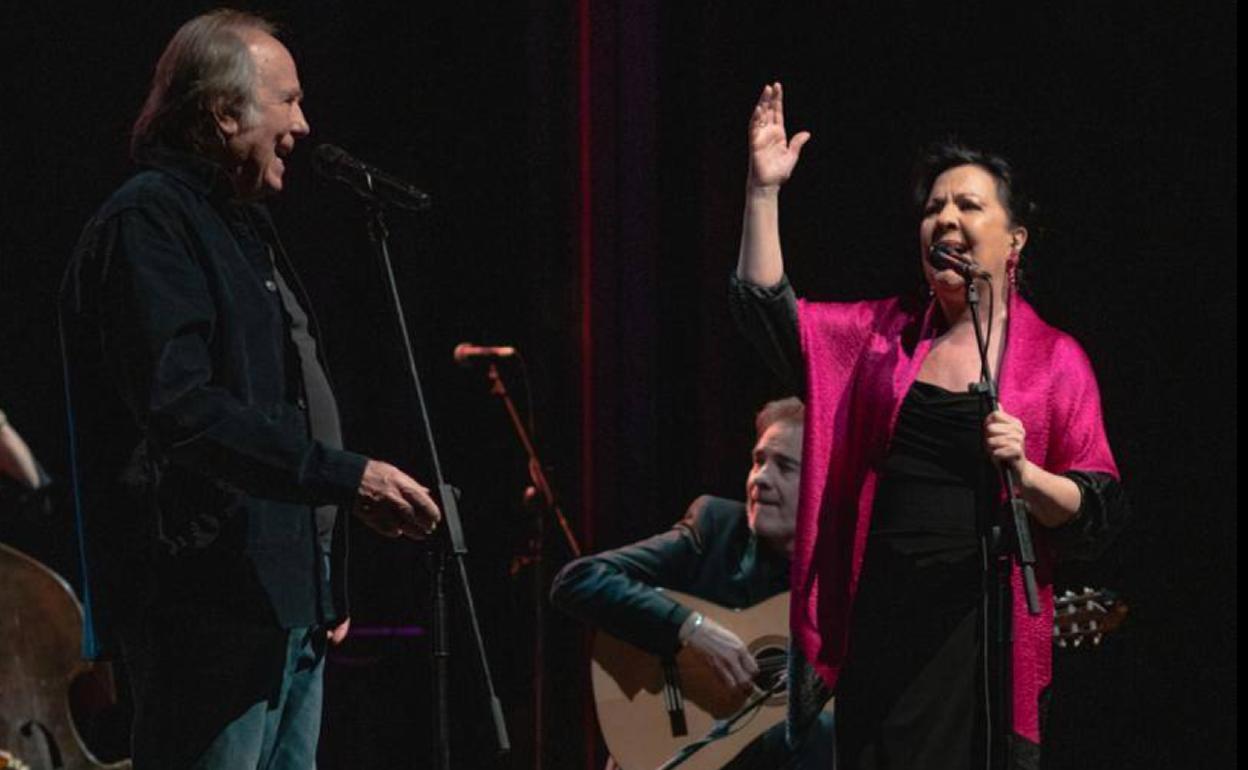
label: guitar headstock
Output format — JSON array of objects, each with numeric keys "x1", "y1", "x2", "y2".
[{"x1": 1053, "y1": 587, "x2": 1128, "y2": 649}]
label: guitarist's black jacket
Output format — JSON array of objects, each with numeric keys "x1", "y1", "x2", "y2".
[{"x1": 550, "y1": 495, "x2": 788, "y2": 655}]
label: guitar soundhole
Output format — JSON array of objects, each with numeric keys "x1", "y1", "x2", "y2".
[{"x1": 753, "y1": 646, "x2": 787, "y2": 694}]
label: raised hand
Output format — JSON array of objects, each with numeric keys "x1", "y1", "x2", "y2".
[{"x1": 748, "y1": 82, "x2": 811, "y2": 190}]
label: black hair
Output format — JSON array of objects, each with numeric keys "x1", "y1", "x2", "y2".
[{"x1": 911, "y1": 140, "x2": 1037, "y2": 228}]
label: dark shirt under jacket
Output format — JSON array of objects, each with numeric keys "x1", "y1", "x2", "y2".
[
  {"x1": 549, "y1": 495, "x2": 789, "y2": 656},
  {"x1": 61, "y1": 147, "x2": 367, "y2": 656}
]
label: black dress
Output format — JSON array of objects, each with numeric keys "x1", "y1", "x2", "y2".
[{"x1": 835, "y1": 380, "x2": 989, "y2": 769}]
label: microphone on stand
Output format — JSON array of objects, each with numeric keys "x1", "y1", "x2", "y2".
[
  {"x1": 454, "y1": 343, "x2": 517, "y2": 366},
  {"x1": 928, "y1": 241, "x2": 991, "y2": 280},
  {"x1": 311, "y1": 143, "x2": 432, "y2": 211}
]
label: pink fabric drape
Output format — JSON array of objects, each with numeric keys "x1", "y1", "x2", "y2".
[{"x1": 791, "y1": 292, "x2": 1118, "y2": 742}]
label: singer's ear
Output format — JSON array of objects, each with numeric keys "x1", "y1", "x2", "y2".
[{"x1": 1009, "y1": 226, "x2": 1028, "y2": 254}]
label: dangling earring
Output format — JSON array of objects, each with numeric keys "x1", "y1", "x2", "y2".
[{"x1": 1006, "y1": 250, "x2": 1020, "y2": 289}]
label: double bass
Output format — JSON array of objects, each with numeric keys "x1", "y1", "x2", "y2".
[{"x1": 0, "y1": 541, "x2": 130, "y2": 769}]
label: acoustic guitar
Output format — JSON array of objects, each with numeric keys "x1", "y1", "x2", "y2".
[
  {"x1": 1052, "y1": 587, "x2": 1128, "y2": 648},
  {"x1": 593, "y1": 586, "x2": 1129, "y2": 770},
  {"x1": 591, "y1": 589, "x2": 806, "y2": 770}
]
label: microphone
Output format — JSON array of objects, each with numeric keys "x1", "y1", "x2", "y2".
[
  {"x1": 453, "y1": 343, "x2": 517, "y2": 366},
  {"x1": 928, "y1": 242, "x2": 990, "y2": 280},
  {"x1": 312, "y1": 144, "x2": 432, "y2": 212}
]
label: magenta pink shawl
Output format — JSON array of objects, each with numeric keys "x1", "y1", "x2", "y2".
[{"x1": 792, "y1": 292, "x2": 1118, "y2": 742}]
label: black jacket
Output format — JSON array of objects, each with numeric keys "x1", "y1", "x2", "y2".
[
  {"x1": 61, "y1": 148, "x2": 367, "y2": 656},
  {"x1": 549, "y1": 495, "x2": 789, "y2": 655}
]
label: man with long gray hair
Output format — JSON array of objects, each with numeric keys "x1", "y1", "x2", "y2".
[{"x1": 60, "y1": 10, "x2": 440, "y2": 768}]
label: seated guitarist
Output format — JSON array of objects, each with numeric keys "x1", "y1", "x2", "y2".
[{"x1": 550, "y1": 397, "x2": 834, "y2": 769}]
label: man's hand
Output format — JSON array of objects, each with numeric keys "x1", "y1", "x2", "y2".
[
  {"x1": 685, "y1": 616, "x2": 759, "y2": 694},
  {"x1": 352, "y1": 459, "x2": 441, "y2": 540},
  {"x1": 327, "y1": 617, "x2": 350, "y2": 645}
]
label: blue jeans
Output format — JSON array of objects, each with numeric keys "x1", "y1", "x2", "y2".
[{"x1": 120, "y1": 607, "x2": 327, "y2": 770}]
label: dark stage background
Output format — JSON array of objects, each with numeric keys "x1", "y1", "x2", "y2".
[{"x1": 0, "y1": 1, "x2": 1235, "y2": 768}]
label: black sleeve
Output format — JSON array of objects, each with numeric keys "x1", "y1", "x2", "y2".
[
  {"x1": 91, "y1": 204, "x2": 366, "y2": 506},
  {"x1": 549, "y1": 497, "x2": 721, "y2": 655},
  {"x1": 728, "y1": 272, "x2": 804, "y2": 397},
  {"x1": 1052, "y1": 471, "x2": 1130, "y2": 561}
]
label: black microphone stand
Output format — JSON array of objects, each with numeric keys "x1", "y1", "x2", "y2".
[
  {"x1": 653, "y1": 676, "x2": 788, "y2": 770},
  {"x1": 362, "y1": 198, "x2": 509, "y2": 768},
  {"x1": 483, "y1": 363, "x2": 582, "y2": 560},
  {"x1": 477, "y1": 362, "x2": 581, "y2": 770},
  {"x1": 961, "y1": 271, "x2": 1040, "y2": 770}
]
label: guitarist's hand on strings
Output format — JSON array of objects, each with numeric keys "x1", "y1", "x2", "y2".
[{"x1": 681, "y1": 613, "x2": 759, "y2": 693}]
